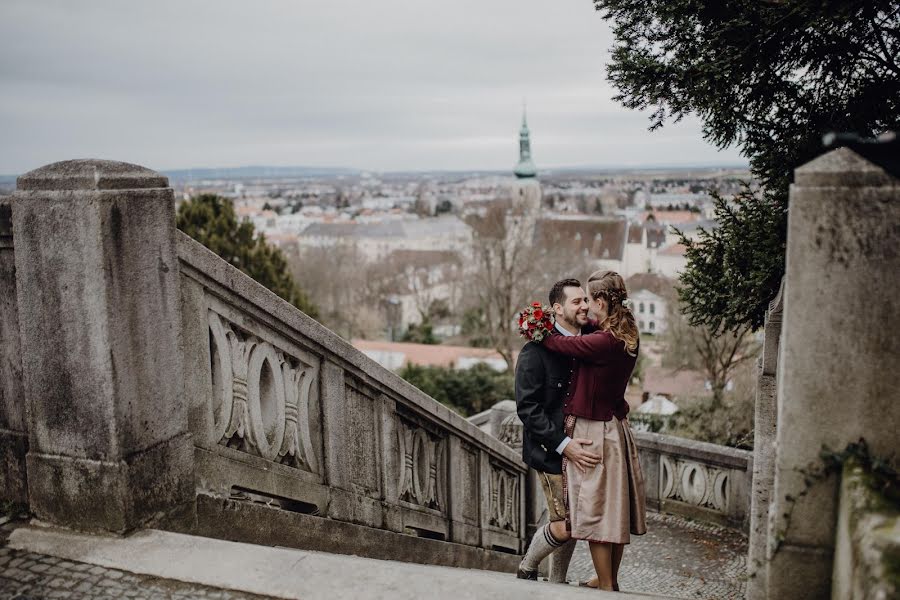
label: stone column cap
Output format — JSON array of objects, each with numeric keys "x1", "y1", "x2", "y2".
[
  {"x1": 17, "y1": 159, "x2": 169, "y2": 191},
  {"x1": 795, "y1": 146, "x2": 899, "y2": 188}
]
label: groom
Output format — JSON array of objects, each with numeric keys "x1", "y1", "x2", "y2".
[{"x1": 515, "y1": 278, "x2": 601, "y2": 582}]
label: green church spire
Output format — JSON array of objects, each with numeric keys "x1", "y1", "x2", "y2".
[{"x1": 514, "y1": 106, "x2": 537, "y2": 179}]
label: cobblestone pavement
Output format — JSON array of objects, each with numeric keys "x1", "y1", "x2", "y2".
[
  {"x1": 0, "y1": 518, "x2": 275, "y2": 600},
  {"x1": 568, "y1": 511, "x2": 748, "y2": 599},
  {"x1": 0, "y1": 546, "x2": 279, "y2": 600}
]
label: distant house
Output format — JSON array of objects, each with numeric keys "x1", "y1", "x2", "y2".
[
  {"x1": 296, "y1": 215, "x2": 471, "y2": 261},
  {"x1": 626, "y1": 272, "x2": 674, "y2": 335}
]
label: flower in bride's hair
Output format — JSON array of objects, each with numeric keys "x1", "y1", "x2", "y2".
[{"x1": 622, "y1": 298, "x2": 634, "y2": 311}]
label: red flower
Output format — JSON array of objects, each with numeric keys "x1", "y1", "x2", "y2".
[
  {"x1": 533, "y1": 309, "x2": 543, "y2": 320},
  {"x1": 543, "y1": 319, "x2": 552, "y2": 328},
  {"x1": 532, "y1": 301, "x2": 541, "y2": 308}
]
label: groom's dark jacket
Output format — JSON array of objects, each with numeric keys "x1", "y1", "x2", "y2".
[{"x1": 515, "y1": 337, "x2": 577, "y2": 474}]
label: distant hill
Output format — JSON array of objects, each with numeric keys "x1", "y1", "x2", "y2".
[{"x1": 162, "y1": 165, "x2": 361, "y2": 181}]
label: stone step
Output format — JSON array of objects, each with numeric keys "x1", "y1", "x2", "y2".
[{"x1": 8, "y1": 524, "x2": 674, "y2": 599}]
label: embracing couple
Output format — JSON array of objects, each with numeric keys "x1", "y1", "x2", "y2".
[{"x1": 514, "y1": 270, "x2": 646, "y2": 592}]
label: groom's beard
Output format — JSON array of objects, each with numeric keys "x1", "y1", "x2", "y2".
[{"x1": 560, "y1": 311, "x2": 583, "y2": 331}]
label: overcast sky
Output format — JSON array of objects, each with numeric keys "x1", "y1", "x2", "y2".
[{"x1": 0, "y1": 1, "x2": 745, "y2": 174}]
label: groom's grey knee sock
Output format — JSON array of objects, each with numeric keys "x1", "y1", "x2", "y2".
[
  {"x1": 549, "y1": 539, "x2": 576, "y2": 583},
  {"x1": 519, "y1": 523, "x2": 565, "y2": 573}
]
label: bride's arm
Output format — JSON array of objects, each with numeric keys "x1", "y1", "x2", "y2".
[{"x1": 541, "y1": 331, "x2": 615, "y2": 362}]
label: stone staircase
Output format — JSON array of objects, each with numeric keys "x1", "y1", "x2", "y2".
[{"x1": 6, "y1": 524, "x2": 667, "y2": 600}]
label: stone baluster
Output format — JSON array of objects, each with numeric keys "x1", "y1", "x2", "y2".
[
  {"x1": 763, "y1": 145, "x2": 899, "y2": 598},
  {"x1": 10, "y1": 160, "x2": 192, "y2": 532}
]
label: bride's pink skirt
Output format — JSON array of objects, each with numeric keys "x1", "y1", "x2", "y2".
[{"x1": 562, "y1": 414, "x2": 648, "y2": 544}]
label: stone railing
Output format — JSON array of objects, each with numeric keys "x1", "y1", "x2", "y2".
[
  {"x1": 634, "y1": 431, "x2": 752, "y2": 529},
  {"x1": 177, "y1": 234, "x2": 526, "y2": 567},
  {"x1": 0, "y1": 160, "x2": 526, "y2": 573}
]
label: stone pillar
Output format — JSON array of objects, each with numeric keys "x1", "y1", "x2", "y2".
[
  {"x1": 746, "y1": 280, "x2": 783, "y2": 599},
  {"x1": 0, "y1": 199, "x2": 27, "y2": 505},
  {"x1": 11, "y1": 160, "x2": 192, "y2": 532},
  {"x1": 764, "y1": 147, "x2": 900, "y2": 598}
]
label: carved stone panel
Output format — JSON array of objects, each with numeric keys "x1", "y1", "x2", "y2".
[
  {"x1": 488, "y1": 461, "x2": 520, "y2": 532},
  {"x1": 345, "y1": 384, "x2": 381, "y2": 493},
  {"x1": 660, "y1": 454, "x2": 729, "y2": 513},
  {"x1": 208, "y1": 311, "x2": 318, "y2": 472},
  {"x1": 397, "y1": 417, "x2": 445, "y2": 511}
]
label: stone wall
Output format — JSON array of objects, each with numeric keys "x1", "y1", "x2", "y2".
[
  {"x1": 2, "y1": 160, "x2": 527, "y2": 572},
  {"x1": 760, "y1": 145, "x2": 900, "y2": 599},
  {"x1": 0, "y1": 199, "x2": 27, "y2": 505},
  {"x1": 634, "y1": 431, "x2": 752, "y2": 529}
]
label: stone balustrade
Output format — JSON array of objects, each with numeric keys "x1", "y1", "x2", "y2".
[
  {"x1": 177, "y1": 233, "x2": 527, "y2": 568},
  {"x1": 633, "y1": 431, "x2": 752, "y2": 529},
  {"x1": 0, "y1": 160, "x2": 527, "y2": 573}
]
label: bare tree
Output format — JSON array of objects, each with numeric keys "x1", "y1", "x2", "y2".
[
  {"x1": 288, "y1": 242, "x2": 388, "y2": 340},
  {"x1": 663, "y1": 302, "x2": 760, "y2": 407},
  {"x1": 465, "y1": 204, "x2": 577, "y2": 370}
]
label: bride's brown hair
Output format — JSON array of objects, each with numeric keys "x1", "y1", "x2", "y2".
[{"x1": 586, "y1": 270, "x2": 639, "y2": 356}]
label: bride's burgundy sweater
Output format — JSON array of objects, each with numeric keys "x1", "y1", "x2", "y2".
[{"x1": 542, "y1": 329, "x2": 637, "y2": 422}]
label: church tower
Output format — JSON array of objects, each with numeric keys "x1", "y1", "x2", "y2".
[{"x1": 511, "y1": 106, "x2": 541, "y2": 214}]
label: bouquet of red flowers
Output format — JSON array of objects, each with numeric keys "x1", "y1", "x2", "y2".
[{"x1": 517, "y1": 302, "x2": 555, "y2": 342}]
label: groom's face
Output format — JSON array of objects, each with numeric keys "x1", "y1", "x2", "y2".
[{"x1": 554, "y1": 286, "x2": 589, "y2": 329}]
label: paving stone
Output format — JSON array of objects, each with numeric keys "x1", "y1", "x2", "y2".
[{"x1": 566, "y1": 511, "x2": 747, "y2": 600}]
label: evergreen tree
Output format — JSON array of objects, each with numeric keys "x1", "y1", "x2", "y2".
[
  {"x1": 597, "y1": 0, "x2": 899, "y2": 331},
  {"x1": 399, "y1": 363, "x2": 514, "y2": 416},
  {"x1": 177, "y1": 194, "x2": 318, "y2": 318}
]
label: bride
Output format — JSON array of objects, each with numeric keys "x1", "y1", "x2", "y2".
[{"x1": 541, "y1": 270, "x2": 647, "y2": 592}]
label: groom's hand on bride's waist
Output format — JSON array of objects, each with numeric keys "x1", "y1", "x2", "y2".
[{"x1": 563, "y1": 438, "x2": 601, "y2": 472}]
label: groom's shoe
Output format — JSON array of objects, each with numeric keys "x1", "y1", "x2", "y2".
[{"x1": 516, "y1": 563, "x2": 538, "y2": 581}]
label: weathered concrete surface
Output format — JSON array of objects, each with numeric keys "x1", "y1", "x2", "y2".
[
  {"x1": 10, "y1": 160, "x2": 193, "y2": 532},
  {"x1": 765, "y1": 147, "x2": 900, "y2": 599},
  {"x1": 7, "y1": 525, "x2": 665, "y2": 600},
  {"x1": 0, "y1": 199, "x2": 27, "y2": 505},
  {"x1": 832, "y1": 459, "x2": 900, "y2": 600}
]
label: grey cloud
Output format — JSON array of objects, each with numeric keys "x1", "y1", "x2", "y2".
[{"x1": 0, "y1": 0, "x2": 743, "y2": 173}]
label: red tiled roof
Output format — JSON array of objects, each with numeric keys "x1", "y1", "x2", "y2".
[
  {"x1": 352, "y1": 339, "x2": 508, "y2": 369},
  {"x1": 532, "y1": 217, "x2": 628, "y2": 261},
  {"x1": 641, "y1": 366, "x2": 709, "y2": 400},
  {"x1": 640, "y1": 211, "x2": 702, "y2": 225},
  {"x1": 626, "y1": 272, "x2": 676, "y2": 297},
  {"x1": 659, "y1": 243, "x2": 687, "y2": 256}
]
